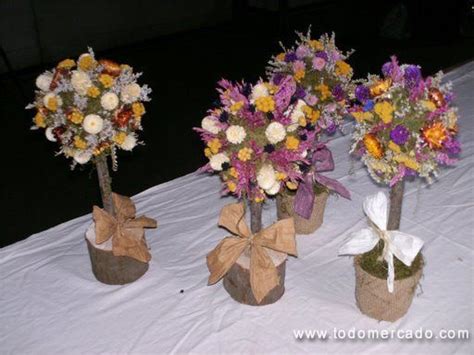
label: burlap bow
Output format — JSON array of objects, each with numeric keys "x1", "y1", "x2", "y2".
[
  {"x1": 294, "y1": 144, "x2": 351, "y2": 219},
  {"x1": 207, "y1": 203, "x2": 297, "y2": 303},
  {"x1": 93, "y1": 193, "x2": 157, "y2": 263}
]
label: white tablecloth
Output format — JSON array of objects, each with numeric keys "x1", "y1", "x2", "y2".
[{"x1": 1, "y1": 63, "x2": 473, "y2": 354}]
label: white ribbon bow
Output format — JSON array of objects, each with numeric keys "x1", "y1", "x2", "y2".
[{"x1": 339, "y1": 192, "x2": 423, "y2": 293}]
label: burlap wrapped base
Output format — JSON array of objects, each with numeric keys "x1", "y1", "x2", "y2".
[
  {"x1": 276, "y1": 191, "x2": 329, "y2": 234},
  {"x1": 354, "y1": 255, "x2": 423, "y2": 322},
  {"x1": 85, "y1": 224, "x2": 149, "y2": 285},
  {"x1": 223, "y1": 249, "x2": 286, "y2": 306}
]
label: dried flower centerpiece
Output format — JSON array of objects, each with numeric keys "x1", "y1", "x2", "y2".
[
  {"x1": 27, "y1": 49, "x2": 156, "y2": 284},
  {"x1": 195, "y1": 77, "x2": 312, "y2": 304},
  {"x1": 267, "y1": 30, "x2": 352, "y2": 233},
  {"x1": 348, "y1": 56, "x2": 460, "y2": 317}
]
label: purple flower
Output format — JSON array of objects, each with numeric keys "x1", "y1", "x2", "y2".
[
  {"x1": 296, "y1": 45, "x2": 311, "y2": 59},
  {"x1": 284, "y1": 52, "x2": 297, "y2": 62},
  {"x1": 315, "y1": 51, "x2": 328, "y2": 61},
  {"x1": 444, "y1": 136, "x2": 461, "y2": 155},
  {"x1": 405, "y1": 168, "x2": 417, "y2": 177},
  {"x1": 390, "y1": 125, "x2": 410, "y2": 145},
  {"x1": 332, "y1": 84, "x2": 345, "y2": 101},
  {"x1": 381, "y1": 56, "x2": 403, "y2": 82},
  {"x1": 355, "y1": 85, "x2": 370, "y2": 103},
  {"x1": 295, "y1": 86, "x2": 306, "y2": 99},
  {"x1": 305, "y1": 94, "x2": 318, "y2": 106},
  {"x1": 326, "y1": 122, "x2": 337, "y2": 135},
  {"x1": 363, "y1": 100, "x2": 374, "y2": 111},
  {"x1": 272, "y1": 73, "x2": 284, "y2": 85},
  {"x1": 404, "y1": 65, "x2": 422, "y2": 89},
  {"x1": 293, "y1": 60, "x2": 305, "y2": 72},
  {"x1": 312, "y1": 57, "x2": 326, "y2": 70}
]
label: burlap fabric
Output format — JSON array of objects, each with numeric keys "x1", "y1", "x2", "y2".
[
  {"x1": 354, "y1": 255, "x2": 423, "y2": 322},
  {"x1": 276, "y1": 191, "x2": 329, "y2": 234}
]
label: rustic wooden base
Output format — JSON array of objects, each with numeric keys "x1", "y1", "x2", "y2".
[
  {"x1": 223, "y1": 248, "x2": 286, "y2": 306},
  {"x1": 276, "y1": 191, "x2": 329, "y2": 235},
  {"x1": 354, "y1": 255, "x2": 423, "y2": 322},
  {"x1": 85, "y1": 224, "x2": 149, "y2": 285}
]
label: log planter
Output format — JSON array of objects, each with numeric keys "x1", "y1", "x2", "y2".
[
  {"x1": 276, "y1": 191, "x2": 329, "y2": 235},
  {"x1": 85, "y1": 224, "x2": 149, "y2": 285},
  {"x1": 223, "y1": 200, "x2": 286, "y2": 306},
  {"x1": 354, "y1": 255, "x2": 423, "y2": 322}
]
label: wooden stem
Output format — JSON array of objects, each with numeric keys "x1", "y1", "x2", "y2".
[
  {"x1": 249, "y1": 200, "x2": 262, "y2": 234},
  {"x1": 95, "y1": 154, "x2": 114, "y2": 216},
  {"x1": 387, "y1": 179, "x2": 405, "y2": 230}
]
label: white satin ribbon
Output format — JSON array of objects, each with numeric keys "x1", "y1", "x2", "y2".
[{"x1": 339, "y1": 192, "x2": 424, "y2": 293}]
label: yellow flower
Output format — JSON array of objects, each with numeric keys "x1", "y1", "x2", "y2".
[
  {"x1": 230, "y1": 101, "x2": 244, "y2": 113},
  {"x1": 315, "y1": 83, "x2": 331, "y2": 101},
  {"x1": 276, "y1": 172, "x2": 287, "y2": 181},
  {"x1": 227, "y1": 181, "x2": 237, "y2": 192},
  {"x1": 335, "y1": 60, "x2": 352, "y2": 77},
  {"x1": 113, "y1": 132, "x2": 127, "y2": 145},
  {"x1": 204, "y1": 147, "x2": 212, "y2": 158},
  {"x1": 285, "y1": 136, "x2": 300, "y2": 150},
  {"x1": 78, "y1": 55, "x2": 96, "y2": 71},
  {"x1": 93, "y1": 143, "x2": 109, "y2": 156},
  {"x1": 254, "y1": 196, "x2": 264, "y2": 203},
  {"x1": 394, "y1": 154, "x2": 420, "y2": 171},
  {"x1": 286, "y1": 181, "x2": 298, "y2": 190},
  {"x1": 370, "y1": 79, "x2": 392, "y2": 97},
  {"x1": 34, "y1": 112, "x2": 46, "y2": 128},
  {"x1": 120, "y1": 64, "x2": 131, "y2": 71},
  {"x1": 301, "y1": 105, "x2": 313, "y2": 117},
  {"x1": 45, "y1": 96, "x2": 59, "y2": 111},
  {"x1": 207, "y1": 138, "x2": 222, "y2": 154},
  {"x1": 309, "y1": 109, "x2": 321, "y2": 124},
  {"x1": 298, "y1": 116, "x2": 307, "y2": 127},
  {"x1": 264, "y1": 83, "x2": 278, "y2": 94},
  {"x1": 87, "y1": 86, "x2": 100, "y2": 98},
  {"x1": 352, "y1": 111, "x2": 374, "y2": 122},
  {"x1": 132, "y1": 102, "x2": 145, "y2": 118},
  {"x1": 68, "y1": 111, "x2": 84, "y2": 124},
  {"x1": 74, "y1": 136, "x2": 87, "y2": 150},
  {"x1": 238, "y1": 147, "x2": 253, "y2": 161},
  {"x1": 229, "y1": 167, "x2": 239, "y2": 178},
  {"x1": 276, "y1": 52, "x2": 286, "y2": 61},
  {"x1": 363, "y1": 134, "x2": 383, "y2": 159},
  {"x1": 388, "y1": 141, "x2": 401, "y2": 153},
  {"x1": 374, "y1": 101, "x2": 394, "y2": 124},
  {"x1": 255, "y1": 96, "x2": 275, "y2": 113},
  {"x1": 294, "y1": 69, "x2": 305, "y2": 82},
  {"x1": 99, "y1": 74, "x2": 114, "y2": 88},
  {"x1": 421, "y1": 100, "x2": 436, "y2": 112},
  {"x1": 309, "y1": 40, "x2": 324, "y2": 51},
  {"x1": 57, "y1": 59, "x2": 76, "y2": 69}
]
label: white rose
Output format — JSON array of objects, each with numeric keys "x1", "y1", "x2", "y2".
[
  {"x1": 226, "y1": 125, "x2": 246, "y2": 144},
  {"x1": 265, "y1": 122, "x2": 286, "y2": 144},
  {"x1": 73, "y1": 151, "x2": 92, "y2": 164},
  {"x1": 265, "y1": 181, "x2": 281, "y2": 195},
  {"x1": 45, "y1": 127, "x2": 56, "y2": 142},
  {"x1": 201, "y1": 116, "x2": 220, "y2": 134},
  {"x1": 121, "y1": 83, "x2": 141, "y2": 103},
  {"x1": 71, "y1": 70, "x2": 92, "y2": 95},
  {"x1": 250, "y1": 83, "x2": 269, "y2": 102},
  {"x1": 82, "y1": 114, "x2": 104, "y2": 134},
  {"x1": 290, "y1": 99, "x2": 306, "y2": 124},
  {"x1": 42, "y1": 92, "x2": 63, "y2": 108},
  {"x1": 257, "y1": 164, "x2": 277, "y2": 190},
  {"x1": 209, "y1": 153, "x2": 230, "y2": 171},
  {"x1": 120, "y1": 135, "x2": 137, "y2": 151},
  {"x1": 36, "y1": 73, "x2": 53, "y2": 91},
  {"x1": 100, "y1": 92, "x2": 119, "y2": 111}
]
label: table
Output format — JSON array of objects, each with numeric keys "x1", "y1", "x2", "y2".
[{"x1": 1, "y1": 62, "x2": 473, "y2": 354}]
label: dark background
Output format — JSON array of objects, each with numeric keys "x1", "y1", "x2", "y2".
[{"x1": 1, "y1": 0, "x2": 473, "y2": 247}]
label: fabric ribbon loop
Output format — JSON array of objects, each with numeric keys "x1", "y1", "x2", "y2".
[
  {"x1": 207, "y1": 203, "x2": 296, "y2": 303},
  {"x1": 294, "y1": 144, "x2": 351, "y2": 219},
  {"x1": 338, "y1": 192, "x2": 423, "y2": 292},
  {"x1": 93, "y1": 193, "x2": 157, "y2": 263}
]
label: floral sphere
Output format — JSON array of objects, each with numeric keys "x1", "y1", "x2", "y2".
[
  {"x1": 27, "y1": 48, "x2": 152, "y2": 169},
  {"x1": 350, "y1": 56, "x2": 461, "y2": 185}
]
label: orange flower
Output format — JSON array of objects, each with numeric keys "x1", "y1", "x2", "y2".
[
  {"x1": 363, "y1": 134, "x2": 383, "y2": 159},
  {"x1": 422, "y1": 122, "x2": 447, "y2": 149}
]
